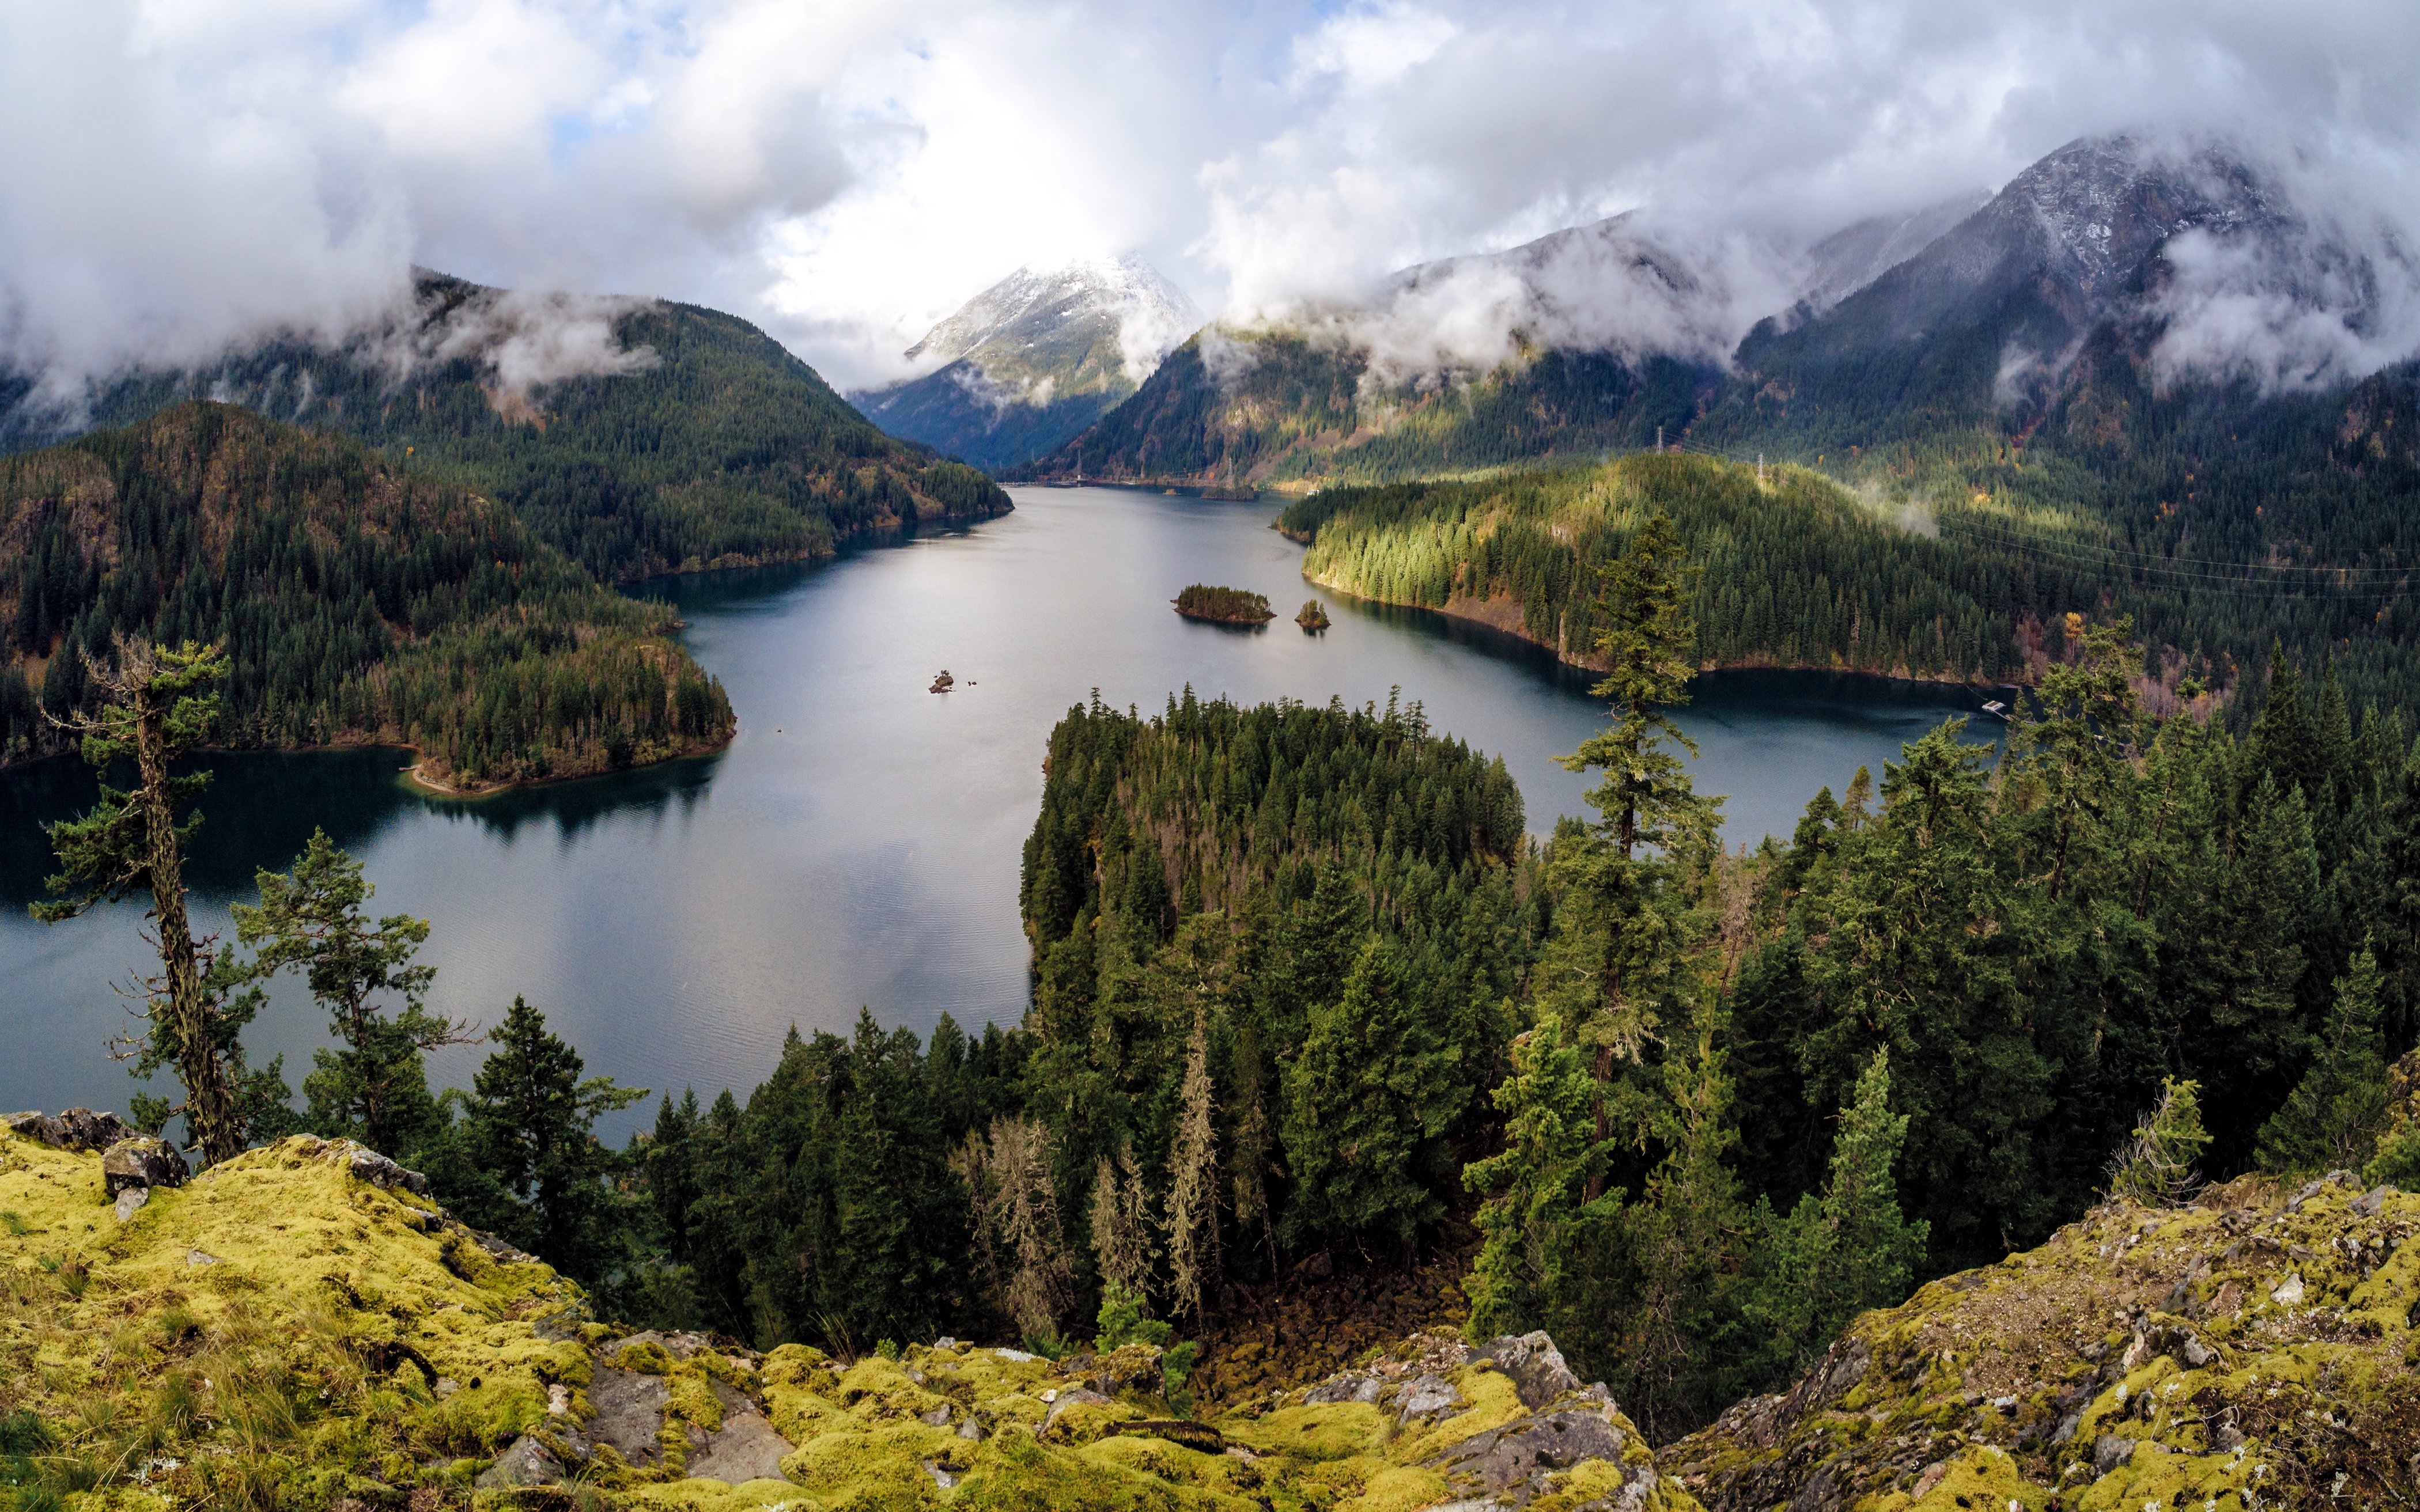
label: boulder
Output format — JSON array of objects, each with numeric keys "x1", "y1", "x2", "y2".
[
  {"x1": 114, "y1": 1187, "x2": 150, "y2": 1222},
  {"x1": 1394, "y1": 1373, "x2": 1462, "y2": 1424},
  {"x1": 584, "y1": 1366, "x2": 672, "y2": 1466},
  {"x1": 683, "y1": 1384, "x2": 796, "y2": 1485},
  {"x1": 1425, "y1": 1402, "x2": 1638, "y2": 1506},
  {"x1": 1304, "y1": 1372, "x2": 1371, "y2": 1404},
  {"x1": 7, "y1": 1108, "x2": 137, "y2": 1152},
  {"x1": 1040, "y1": 1387, "x2": 1113, "y2": 1437},
  {"x1": 2092, "y1": 1433, "x2": 2137, "y2": 1477},
  {"x1": 342, "y1": 1145, "x2": 430, "y2": 1195},
  {"x1": 1471, "y1": 1332, "x2": 1583, "y2": 1409},
  {"x1": 101, "y1": 1136, "x2": 191, "y2": 1196},
  {"x1": 476, "y1": 1435, "x2": 567, "y2": 1489}
]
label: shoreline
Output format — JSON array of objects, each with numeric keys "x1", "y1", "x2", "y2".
[
  {"x1": 398, "y1": 729, "x2": 738, "y2": 798},
  {"x1": 1306, "y1": 571, "x2": 2007, "y2": 693}
]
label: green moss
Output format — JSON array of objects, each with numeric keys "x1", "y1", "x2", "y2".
[
  {"x1": 1221, "y1": 1401, "x2": 1387, "y2": 1461},
  {"x1": 1335, "y1": 1462, "x2": 1450, "y2": 1512}
]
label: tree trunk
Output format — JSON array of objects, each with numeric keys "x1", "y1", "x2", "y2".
[{"x1": 135, "y1": 688, "x2": 240, "y2": 1165}]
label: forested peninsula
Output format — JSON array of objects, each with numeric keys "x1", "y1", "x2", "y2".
[
  {"x1": 1281, "y1": 448, "x2": 2417, "y2": 719},
  {"x1": 0, "y1": 403, "x2": 733, "y2": 786}
]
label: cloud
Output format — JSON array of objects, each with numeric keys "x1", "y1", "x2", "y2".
[
  {"x1": 421, "y1": 286, "x2": 663, "y2": 394},
  {"x1": 2146, "y1": 147, "x2": 2420, "y2": 392},
  {"x1": 6, "y1": 0, "x2": 2420, "y2": 399}
]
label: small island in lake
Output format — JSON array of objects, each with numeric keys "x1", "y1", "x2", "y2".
[
  {"x1": 1296, "y1": 599, "x2": 1331, "y2": 632},
  {"x1": 1173, "y1": 583, "x2": 1275, "y2": 624}
]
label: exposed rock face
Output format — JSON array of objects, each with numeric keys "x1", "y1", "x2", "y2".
[
  {"x1": 1425, "y1": 1397, "x2": 1641, "y2": 1507},
  {"x1": 1661, "y1": 1173, "x2": 2420, "y2": 1510},
  {"x1": 100, "y1": 1136, "x2": 190, "y2": 1196},
  {"x1": 7, "y1": 1108, "x2": 138, "y2": 1151},
  {"x1": 474, "y1": 1435, "x2": 566, "y2": 1489},
  {"x1": 683, "y1": 1382, "x2": 793, "y2": 1484},
  {"x1": 1474, "y1": 1329, "x2": 1585, "y2": 1409},
  {"x1": 583, "y1": 1365, "x2": 672, "y2": 1466}
]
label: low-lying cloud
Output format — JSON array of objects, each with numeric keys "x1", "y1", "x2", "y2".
[{"x1": 6, "y1": 1, "x2": 2420, "y2": 401}]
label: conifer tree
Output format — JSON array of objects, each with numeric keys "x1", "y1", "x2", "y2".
[
  {"x1": 1162, "y1": 1014, "x2": 1220, "y2": 1322},
  {"x1": 1462, "y1": 1015, "x2": 1607, "y2": 1340},
  {"x1": 1090, "y1": 1146, "x2": 1155, "y2": 1306},
  {"x1": 1281, "y1": 934, "x2": 1454, "y2": 1249},
  {"x1": 964, "y1": 1114, "x2": 1073, "y2": 1344},
  {"x1": 826, "y1": 1011, "x2": 967, "y2": 1346},
  {"x1": 33, "y1": 638, "x2": 266, "y2": 1164},
  {"x1": 644, "y1": 1090, "x2": 704, "y2": 1263},
  {"x1": 1545, "y1": 513, "x2": 1721, "y2": 1194},
  {"x1": 451, "y1": 995, "x2": 647, "y2": 1282},
  {"x1": 2107, "y1": 1079, "x2": 2212, "y2": 1208},
  {"x1": 1737, "y1": 1048, "x2": 1927, "y2": 1384},
  {"x1": 2257, "y1": 946, "x2": 2392, "y2": 1174},
  {"x1": 1559, "y1": 509, "x2": 1709, "y2": 862},
  {"x1": 1587, "y1": 985, "x2": 1748, "y2": 1438},
  {"x1": 234, "y1": 829, "x2": 476, "y2": 1155}
]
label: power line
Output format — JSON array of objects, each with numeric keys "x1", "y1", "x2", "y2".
[{"x1": 1940, "y1": 522, "x2": 2411, "y2": 600}]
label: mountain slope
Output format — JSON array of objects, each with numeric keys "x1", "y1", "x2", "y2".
[
  {"x1": 1, "y1": 272, "x2": 1012, "y2": 583},
  {"x1": 852, "y1": 255, "x2": 1198, "y2": 472},
  {"x1": 1014, "y1": 204, "x2": 1967, "y2": 488},
  {"x1": 0, "y1": 402, "x2": 732, "y2": 787}
]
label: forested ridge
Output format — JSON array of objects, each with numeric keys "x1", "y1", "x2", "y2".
[
  {"x1": 1284, "y1": 453, "x2": 2029, "y2": 685},
  {"x1": 0, "y1": 402, "x2": 732, "y2": 785},
  {"x1": 1012, "y1": 331, "x2": 1708, "y2": 486},
  {"x1": 1283, "y1": 446, "x2": 2420, "y2": 722},
  {"x1": 3, "y1": 271, "x2": 1013, "y2": 584}
]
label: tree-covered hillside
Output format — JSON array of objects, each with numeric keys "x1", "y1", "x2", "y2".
[
  {"x1": 1284, "y1": 453, "x2": 2030, "y2": 685},
  {"x1": 1280, "y1": 446, "x2": 2420, "y2": 721},
  {"x1": 1014, "y1": 332, "x2": 1710, "y2": 486},
  {"x1": 2, "y1": 272, "x2": 1012, "y2": 583},
  {"x1": 0, "y1": 403, "x2": 732, "y2": 785}
]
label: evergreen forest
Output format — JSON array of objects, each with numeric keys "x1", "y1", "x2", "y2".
[
  {"x1": 1283, "y1": 448, "x2": 2419, "y2": 723},
  {"x1": 0, "y1": 403, "x2": 732, "y2": 784}
]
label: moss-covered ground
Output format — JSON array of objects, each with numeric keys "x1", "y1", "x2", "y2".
[
  {"x1": 10, "y1": 1125, "x2": 2408, "y2": 1512},
  {"x1": 1661, "y1": 1173, "x2": 2419, "y2": 1511}
]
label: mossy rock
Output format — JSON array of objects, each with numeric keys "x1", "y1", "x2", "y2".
[{"x1": 1662, "y1": 1176, "x2": 2420, "y2": 1511}]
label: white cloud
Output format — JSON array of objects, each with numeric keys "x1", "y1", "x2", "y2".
[{"x1": 6, "y1": 0, "x2": 2420, "y2": 397}]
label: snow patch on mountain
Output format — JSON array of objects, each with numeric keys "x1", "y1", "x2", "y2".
[{"x1": 906, "y1": 254, "x2": 1200, "y2": 392}]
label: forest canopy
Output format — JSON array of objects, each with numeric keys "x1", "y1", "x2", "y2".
[{"x1": 0, "y1": 403, "x2": 732, "y2": 785}]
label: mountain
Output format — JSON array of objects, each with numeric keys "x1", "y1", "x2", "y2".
[
  {"x1": 1031, "y1": 132, "x2": 2420, "y2": 718},
  {"x1": 1794, "y1": 190, "x2": 1994, "y2": 313},
  {"x1": 850, "y1": 255, "x2": 1199, "y2": 472},
  {"x1": 0, "y1": 271, "x2": 1012, "y2": 584},
  {"x1": 1012, "y1": 200, "x2": 1984, "y2": 488},
  {"x1": 1710, "y1": 134, "x2": 2330, "y2": 442},
  {"x1": 0, "y1": 402, "x2": 732, "y2": 787}
]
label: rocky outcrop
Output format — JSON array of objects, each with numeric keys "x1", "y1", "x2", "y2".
[
  {"x1": 1660, "y1": 1172, "x2": 2420, "y2": 1510},
  {"x1": 100, "y1": 1135, "x2": 190, "y2": 1196},
  {"x1": 6, "y1": 1107, "x2": 137, "y2": 1151}
]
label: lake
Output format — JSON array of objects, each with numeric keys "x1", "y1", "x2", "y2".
[{"x1": 0, "y1": 486, "x2": 1994, "y2": 1136}]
